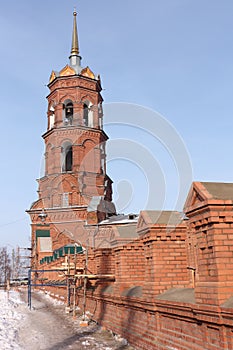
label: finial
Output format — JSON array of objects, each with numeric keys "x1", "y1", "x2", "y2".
[
  {"x1": 70, "y1": 8, "x2": 79, "y2": 56},
  {"x1": 69, "y1": 9, "x2": 82, "y2": 69}
]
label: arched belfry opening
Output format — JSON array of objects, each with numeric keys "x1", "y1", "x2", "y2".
[
  {"x1": 83, "y1": 101, "x2": 93, "y2": 127},
  {"x1": 65, "y1": 145, "x2": 73, "y2": 171},
  {"x1": 48, "y1": 104, "x2": 55, "y2": 129},
  {"x1": 61, "y1": 142, "x2": 73, "y2": 172},
  {"x1": 83, "y1": 103, "x2": 89, "y2": 126},
  {"x1": 63, "y1": 100, "x2": 73, "y2": 126}
]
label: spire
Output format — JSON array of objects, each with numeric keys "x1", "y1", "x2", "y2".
[
  {"x1": 69, "y1": 9, "x2": 82, "y2": 68},
  {"x1": 70, "y1": 9, "x2": 79, "y2": 56}
]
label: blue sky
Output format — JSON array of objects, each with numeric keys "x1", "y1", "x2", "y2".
[{"x1": 0, "y1": 0, "x2": 233, "y2": 248}]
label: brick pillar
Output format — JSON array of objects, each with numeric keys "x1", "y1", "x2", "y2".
[
  {"x1": 94, "y1": 249, "x2": 114, "y2": 275},
  {"x1": 185, "y1": 202, "x2": 233, "y2": 306},
  {"x1": 142, "y1": 224, "x2": 189, "y2": 299},
  {"x1": 114, "y1": 243, "x2": 145, "y2": 295}
]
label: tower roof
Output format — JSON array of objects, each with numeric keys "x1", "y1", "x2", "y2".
[
  {"x1": 48, "y1": 10, "x2": 99, "y2": 84},
  {"x1": 69, "y1": 9, "x2": 82, "y2": 70},
  {"x1": 70, "y1": 10, "x2": 79, "y2": 57}
]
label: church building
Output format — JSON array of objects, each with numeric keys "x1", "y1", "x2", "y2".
[
  {"x1": 27, "y1": 11, "x2": 233, "y2": 350},
  {"x1": 27, "y1": 11, "x2": 117, "y2": 269}
]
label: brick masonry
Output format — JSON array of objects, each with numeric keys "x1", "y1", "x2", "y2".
[
  {"x1": 27, "y1": 16, "x2": 233, "y2": 348},
  {"x1": 33, "y1": 184, "x2": 233, "y2": 349}
]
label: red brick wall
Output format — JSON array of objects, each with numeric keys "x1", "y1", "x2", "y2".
[
  {"x1": 40, "y1": 280, "x2": 233, "y2": 350},
  {"x1": 185, "y1": 202, "x2": 233, "y2": 306},
  {"x1": 114, "y1": 243, "x2": 145, "y2": 294},
  {"x1": 142, "y1": 225, "x2": 190, "y2": 298},
  {"x1": 31, "y1": 182, "x2": 233, "y2": 349},
  {"x1": 75, "y1": 292, "x2": 230, "y2": 350},
  {"x1": 36, "y1": 221, "x2": 233, "y2": 350}
]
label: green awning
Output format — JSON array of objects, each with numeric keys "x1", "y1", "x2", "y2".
[
  {"x1": 63, "y1": 245, "x2": 83, "y2": 254},
  {"x1": 36, "y1": 230, "x2": 50, "y2": 238}
]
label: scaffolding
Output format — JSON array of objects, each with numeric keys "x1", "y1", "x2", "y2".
[{"x1": 28, "y1": 245, "x2": 115, "y2": 324}]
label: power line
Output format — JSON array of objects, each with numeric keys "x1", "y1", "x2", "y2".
[{"x1": 0, "y1": 217, "x2": 28, "y2": 229}]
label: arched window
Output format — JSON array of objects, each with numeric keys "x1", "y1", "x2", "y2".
[
  {"x1": 65, "y1": 146, "x2": 72, "y2": 171},
  {"x1": 49, "y1": 104, "x2": 55, "y2": 129},
  {"x1": 83, "y1": 103, "x2": 89, "y2": 126},
  {"x1": 83, "y1": 101, "x2": 93, "y2": 127},
  {"x1": 61, "y1": 143, "x2": 73, "y2": 172},
  {"x1": 63, "y1": 100, "x2": 73, "y2": 126},
  {"x1": 98, "y1": 102, "x2": 103, "y2": 129}
]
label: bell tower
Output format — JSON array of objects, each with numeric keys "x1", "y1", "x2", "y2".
[{"x1": 27, "y1": 11, "x2": 115, "y2": 266}]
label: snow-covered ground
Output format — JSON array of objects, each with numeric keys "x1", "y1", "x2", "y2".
[
  {"x1": 0, "y1": 290, "x2": 24, "y2": 349},
  {"x1": 0, "y1": 289, "x2": 134, "y2": 350}
]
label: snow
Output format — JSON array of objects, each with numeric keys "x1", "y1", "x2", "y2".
[
  {"x1": 0, "y1": 290, "x2": 24, "y2": 350},
  {"x1": 0, "y1": 289, "x2": 134, "y2": 350},
  {"x1": 38, "y1": 289, "x2": 65, "y2": 306}
]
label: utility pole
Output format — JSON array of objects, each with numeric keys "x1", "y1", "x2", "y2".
[{"x1": 15, "y1": 247, "x2": 32, "y2": 280}]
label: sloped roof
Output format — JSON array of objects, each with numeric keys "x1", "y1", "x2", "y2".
[
  {"x1": 222, "y1": 296, "x2": 233, "y2": 308},
  {"x1": 143, "y1": 210, "x2": 183, "y2": 225},
  {"x1": 100, "y1": 214, "x2": 138, "y2": 224},
  {"x1": 137, "y1": 210, "x2": 185, "y2": 234},
  {"x1": 201, "y1": 182, "x2": 233, "y2": 200},
  {"x1": 115, "y1": 225, "x2": 138, "y2": 238},
  {"x1": 87, "y1": 196, "x2": 102, "y2": 212},
  {"x1": 87, "y1": 196, "x2": 116, "y2": 215},
  {"x1": 122, "y1": 286, "x2": 143, "y2": 298},
  {"x1": 156, "y1": 288, "x2": 195, "y2": 304},
  {"x1": 184, "y1": 181, "x2": 233, "y2": 214}
]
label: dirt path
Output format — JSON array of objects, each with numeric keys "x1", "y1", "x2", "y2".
[{"x1": 17, "y1": 290, "x2": 134, "y2": 350}]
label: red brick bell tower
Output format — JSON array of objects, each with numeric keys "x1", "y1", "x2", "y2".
[{"x1": 27, "y1": 11, "x2": 115, "y2": 267}]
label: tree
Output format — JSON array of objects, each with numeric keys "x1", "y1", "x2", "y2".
[{"x1": 0, "y1": 247, "x2": 11, "y2": 285}]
